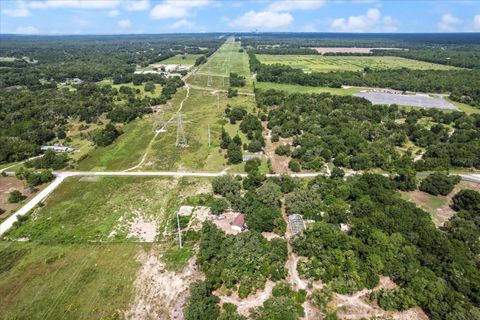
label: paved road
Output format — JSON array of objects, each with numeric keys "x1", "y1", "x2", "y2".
[{"x1": 1, "y1": 170, "x2": 478, "y2": 237}]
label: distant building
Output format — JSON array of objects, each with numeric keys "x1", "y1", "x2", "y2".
[
  {"x1": 41, "y1": 143, "x2": 74, "y2": 153},
  {"x1": 289, "y1": 214, "x2": 305, "y2": 236},
  {"x1": 231, "y1": 213, "x2": 245, "y2": 232}
]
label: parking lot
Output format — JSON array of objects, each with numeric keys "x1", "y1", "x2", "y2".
[{"x1": 354, "y1": 91, "x2": 459, "y2": 110}]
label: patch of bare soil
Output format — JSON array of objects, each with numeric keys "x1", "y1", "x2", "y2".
[
  {"x1": 125, "y1": 246, "x2": 203, "y2": 320},
  {"x1": 215, "y1": 280, "x2": 275, "y2": 317},
  {"x1": 186, "y1": 206, "x2": 213, "y2": 232},
  {"x1": 128, "y1": 215, "x2": 159, "y2": 242},
  {"x1": 261, "y1": 231, "x2": 280, "y2": 240},
  {"x1": 0, "y1": 176, "x2": 45, "y2": 222},
  {"x1": 332, "y1": 276, "x2": 429, "y2": 320},
  {"x1": 262, "y1": 122, "x2": 293, "y2": 174}
]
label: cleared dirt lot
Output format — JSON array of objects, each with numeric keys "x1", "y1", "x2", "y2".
[{"x1": 0, "y1": 176, "x2": 45, "y2": 223}]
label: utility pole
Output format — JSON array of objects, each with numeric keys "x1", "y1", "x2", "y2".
[
  {"x1": 175, "y1": 112, "x2": 188, "y2": 148},
  {"x1": 208, "y1": 125, "x2": 211, "y2": 148},
  {"x1": 176, "y1": 211, "x2": 183, "y2": 248}
]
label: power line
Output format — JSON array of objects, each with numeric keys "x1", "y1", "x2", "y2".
[{"x1": 175, "y1": 112, "x2": 188, "y2": 148}]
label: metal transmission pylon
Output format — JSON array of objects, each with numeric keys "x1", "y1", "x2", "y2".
[
  {"x1": 152, "y1": 111, "x2": 166, "y2": 133},
  {"x1": 175, "y1": 112, "x2": 188, "y2": 148},
  {"x1": 207, "y1": 74, "x2": 212, "y2": 87},
  {"x1": 194, "y1": 73, "x2": 200, "y2": 82}
]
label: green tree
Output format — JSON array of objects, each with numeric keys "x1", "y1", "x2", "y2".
[{"x1": 8, "y1": 190, "x2": 24, "y2": 203}]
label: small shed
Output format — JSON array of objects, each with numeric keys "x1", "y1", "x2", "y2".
[
  {"x1": 231, "y1": 214, "x2": 245, "y2": 232},
  {"x1": 289, "y1": 214, "x2": 305, "y2": 236}
]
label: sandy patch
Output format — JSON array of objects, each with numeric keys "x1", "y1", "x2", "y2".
[
  {"x1": 125, "y1": 247, "x2": 203, "y2": 320},
  {"x1": 262, "y1": 122, "x2": 293, "y2": 174},
  {"x1": 215, "y1": 280, "x2": 275, "y2": 317},
  {"x1": 332, "y1": 276, "x2": 429, "y2": 320},
  {"x1": 128, "y1": 215, "x2": 158, "y2": 242},
  {"x1": 261, "y1": 232, "x2": 281, "y2": 241}
]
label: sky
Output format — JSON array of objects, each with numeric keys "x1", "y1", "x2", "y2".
[{"x1": 1, "y1": 0, "x2": 480, "y2": 35}]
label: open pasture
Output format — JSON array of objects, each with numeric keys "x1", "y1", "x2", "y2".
[
  {"x1": 0, "y1": 241, "x2": 141, "y2": 320},
  {"x1": 4, "y1": 176, "x2": 211, "y2": 243},
  {"x1": 257, "y1": 54, "x2": 462, "y2": 72}
]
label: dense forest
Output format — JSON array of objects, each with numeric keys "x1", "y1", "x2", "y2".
[
  {"x1": 257, "y1": 90, "x2": 480, "y2": 172},
  {"x1": 184, "y1": 167, "x2": 480, "y2": 319}
]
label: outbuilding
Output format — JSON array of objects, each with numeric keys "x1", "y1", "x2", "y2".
[{"x1": 231, "y1": 213, "x2": 245, "y2": 232}]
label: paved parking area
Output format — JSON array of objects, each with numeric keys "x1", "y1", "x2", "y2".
[{"x1": 354, "y1": 91, "x2": 458, "y2": 110}]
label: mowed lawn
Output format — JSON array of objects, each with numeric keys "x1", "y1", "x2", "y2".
[
  {"x1": 145, "y1": 88, "x2": 256, "y2": 171},
  {"x1": 257, "y1": 54, "x2": 462, "y2": 72},
  {"x1": 5, "y1": 176, "x2": 210, "y2": 242},
  {"x1": 0, "y1": 241, "x2": 142, "y2": 320}
]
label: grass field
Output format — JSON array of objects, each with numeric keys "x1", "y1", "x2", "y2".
[
  {"x1": 5, "y1": 176, "x2": 211, "y2": 243},
  {"x1": 188, "y1": 37, "x2": 253, "y2": 91},
  {"x1": 257, "y1": 55, "x2": 462, "y2": 72},
  {"x1": 144, "y1": 88, "x2": 257, "y2": 172},
  {"x1": 0, "y1": 176, "x2": 211, "y2": 318},
  {"x1": 161, "y1": 54, "x2": 202, "y2": 66},
  {"x1": 0, "y1": 241, "x2": 142, "y2": 320},
  {"x1": 256, "y1": 81, "x2": 362, "y2": 95}
]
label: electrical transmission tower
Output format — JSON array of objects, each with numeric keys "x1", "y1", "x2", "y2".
[
  {"x1": 207, "y1": 74, "x2": 212, "y2": 87},
  {"x1": 194, "y1": 73, "x2": 200, "y2": 81},
  {"x1": 152, "y1": 111, "x2": 166, "y2": 133},
  {"x1": 175, "y1": 112, "x2": 188, "y2": 148}
]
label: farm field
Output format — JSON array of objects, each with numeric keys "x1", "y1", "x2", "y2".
[
  {"x1": 4, "y1": 176, "x2": 211, "y2": 243},
  {"x1": 188, "y1": 37, "x2": 253, "y2": 91},
  {"x1": 161, "y1": 54, "x2": 202, "y2": 66},
  {"x1": 256, "y1": 54, "x2": 462, "y2": 72}
]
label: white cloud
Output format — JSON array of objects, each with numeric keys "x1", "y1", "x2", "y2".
[
  {"x1": 330, "y1": 8, "x2": 398, "y2": 32},
  {"x1": 150, "y1": 4, "x2": 188, "y2": 19},
  {"x1": 268, "y1": 0, "x2": 325, "y2": 12},
  {"x1": 118, "y1": 19, "x2": 131, "y2": 28},
  {"x1": 123, "y1": 0, "x2": 149, "y2": 11},
  {"x1": 438, "y1": 13, "x2": 461, "y2": 32},
  {"x1": 229, "y1": 10, "x2": 293, "y2": 30},
  {"x1": 15, "y1": 26, "x2": 40, "y2": 34},
  {"x1": 108, "y1": 9, "x2": 120, "y2": 17},
  {"x1": 2, "y1": 1, "x2": 31, "y2": 17},
  {"x1": 29, "y1": 0, "x2": 119, "y2": 9},
  {"x1": 150, "y1": 0, "x2": 209, "y2": 20},
  {"x1": 472, "y1": 14, "x2": 480, "y2": 31},
  {"x1": 170, "y1": 19, "x2": 194, "y2": 29}
]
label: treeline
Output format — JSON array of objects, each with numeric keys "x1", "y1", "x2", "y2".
[
  {"x1": 252, "y1": 47, "x2": 318, "y2": 55},
  {"x1": 239, "y1": 32, "x2": 480, "y2": 49},
  {"x1": 373, "y1": 46, "x2": 480, "y2": 69},
  {"x1": 250, "y1": 51, "x2": 480, "y2": 106},
  {"x1": 257, "y1": 90, "x2": 480, "y2": 172}
]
